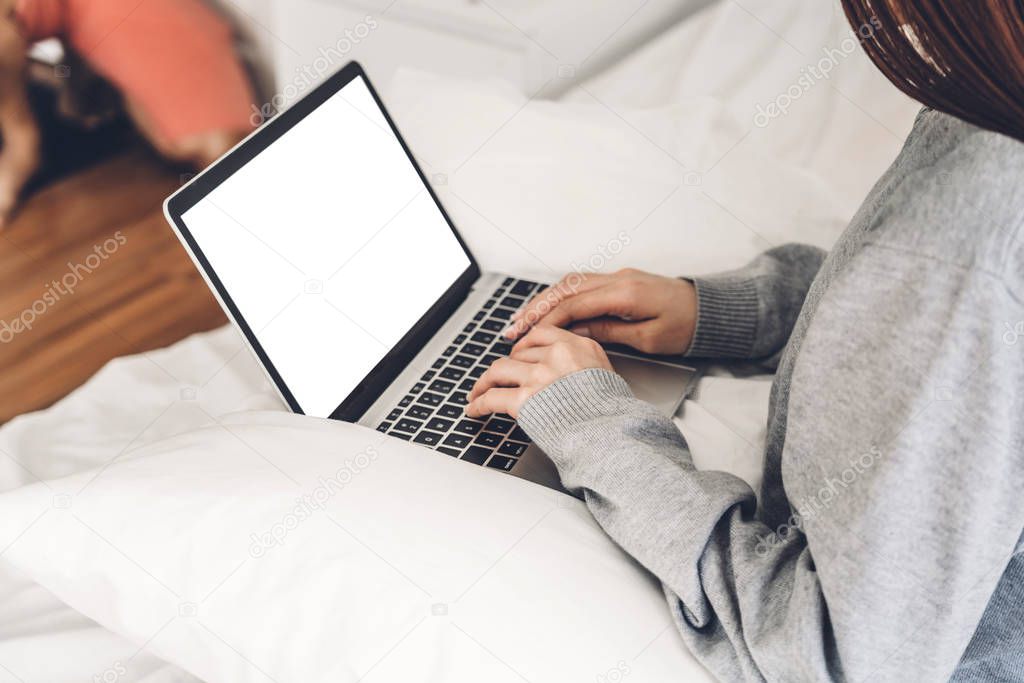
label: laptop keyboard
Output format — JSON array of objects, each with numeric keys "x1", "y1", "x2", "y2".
[{"x1": 376, "y1": 277, "x2": 545, "y2": 472}]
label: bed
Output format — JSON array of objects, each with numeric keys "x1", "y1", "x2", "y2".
[{"x1": 0, "y1": 1, "x2": 920, "y2": 681}]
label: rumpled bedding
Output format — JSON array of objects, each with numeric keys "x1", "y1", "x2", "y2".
[{"x1": 0, "y1": 1, "x2": 920, "y2": 680}]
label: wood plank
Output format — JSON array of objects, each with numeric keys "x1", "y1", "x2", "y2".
[{"x1": 0, "y1": 148, "x2": 226, "y2": 422}]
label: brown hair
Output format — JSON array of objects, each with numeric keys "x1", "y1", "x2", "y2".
[{"x1": 841, "y1": 0, "x2": 1024, "y2": 143}]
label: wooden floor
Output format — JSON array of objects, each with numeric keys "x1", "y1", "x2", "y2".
[{"x1": 0, "y1": 148, "x2": 226, "y2": 423}]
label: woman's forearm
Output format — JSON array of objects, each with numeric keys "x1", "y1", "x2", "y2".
[{"x1": 686, "y1": 243, "x2": 826, "y2": 367}]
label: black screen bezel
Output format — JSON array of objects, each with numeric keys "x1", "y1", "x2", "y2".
[{"x1": 164, "y1": 62, "x2": 480, "y2": 422}]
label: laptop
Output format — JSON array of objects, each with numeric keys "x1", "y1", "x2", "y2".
[{"x1": 163, "y1": 62, "x2": 696, "y2": 492}]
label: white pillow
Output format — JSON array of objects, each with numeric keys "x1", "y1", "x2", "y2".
[
  {"x1": 384, "y1": 70, "x2": 851, "y2": 282},
  {"x1": 0, "y1": 412, "x2": 713, "y2": 682}
]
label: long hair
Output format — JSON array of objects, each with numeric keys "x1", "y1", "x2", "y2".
[{"x1": 841, "y1": 0, "x2": 1024, "y2": 143}]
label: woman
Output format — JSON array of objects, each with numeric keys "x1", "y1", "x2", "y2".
[
  {"x1": 466, "y1": 1, "x2": 1024, "y2": 680},
  {"x1": 0, "y1": 0, "x2": 255, "y2": 227}
]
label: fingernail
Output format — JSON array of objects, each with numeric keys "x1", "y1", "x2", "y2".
[
  {"x1": 511, "y1": 309, "x2": 522, "y2": 320},
  {"x1": 502, "y1": 325, "x2": 517, "y2": 339}
]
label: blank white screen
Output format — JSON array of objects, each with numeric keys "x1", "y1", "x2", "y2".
[{"x1": 181, "y1": 76, "x2": 471, "y2": 418}]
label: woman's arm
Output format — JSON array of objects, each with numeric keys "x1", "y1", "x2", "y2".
[
  {"x1": 503, "y1": 244, "x2": 826, "y2": 369},
  {"x1": 478, "y1": 244, "x2": 1024, "y2": 681},
  {"x1": 686, "y1": 243, "x2": 825, "y2": 367}
]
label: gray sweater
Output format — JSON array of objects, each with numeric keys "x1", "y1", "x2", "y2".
[{"x1": 518, "y1": 108, "x2": 1024, "y2": 682}]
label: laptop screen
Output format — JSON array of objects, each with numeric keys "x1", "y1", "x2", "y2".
[{"x1": 179, "y1": 75, "x2": 472, "y2": 418}]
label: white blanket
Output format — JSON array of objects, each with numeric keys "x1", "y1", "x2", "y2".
[{"x1": 0, "y1": 1, "x2": 920, "y2": 680}]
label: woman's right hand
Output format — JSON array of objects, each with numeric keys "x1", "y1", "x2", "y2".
[{"x1": 503, "y1": 268, "x2": 698, "y2": 355}]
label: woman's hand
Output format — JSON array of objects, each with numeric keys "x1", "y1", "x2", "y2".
[
  {"x1": 466, "y1": 325, "x2": 613, "y2": 418},
  {"x1": 503, "y1": 268, "x2": 698, "y2": 355}
]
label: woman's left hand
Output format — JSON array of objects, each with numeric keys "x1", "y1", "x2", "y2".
[{"x1": 466, "y1": 325, "x2": 613, "y2": 419}]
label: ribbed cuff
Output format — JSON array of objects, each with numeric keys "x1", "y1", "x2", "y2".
[
  {"x1": 517, "y1": 368, "x2": 634, "y2": 455},
  {"x1": 685, "y1": 275, "x2": 759, "y2": 359}
]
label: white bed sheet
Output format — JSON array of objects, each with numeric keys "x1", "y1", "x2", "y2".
[{"x1": 0, "y1": 0, "x2": 920, "y2": 680}]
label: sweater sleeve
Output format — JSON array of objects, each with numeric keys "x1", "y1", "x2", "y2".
[
  {"x1": 686, "y1": 243, "x2": 825, "y2": 368},
  {"x1": 518, "y1": 244, "x2": 1024, "y2": 682}
]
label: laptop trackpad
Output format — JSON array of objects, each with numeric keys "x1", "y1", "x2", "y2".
[{"x1": 609, "y1": 353, "x2": 694, "y2": 417}]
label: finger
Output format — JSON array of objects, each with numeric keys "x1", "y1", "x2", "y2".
[
  {"x1": 527, "y1": 286, "x2": 639, "y2": 337},
  {"x1": 572, "y1": 318, "x2": 659, "y2": 351},
  {"x1": 512, "y1": 273, "x2": 610, "y2": 321},
  {"x1": 506, "y1": 282, "x2": 626, "y2": 340},
  {"x1": 508, "y1": 345, "x2": 548, "y2": 363},
  {"x1": 512, "y1": 324, "x2": 579, "y2": 352},
  {"x1": 468, "y1": 358, "x2": 534, "y2": 400},
  {"x1": 504, "y1": 287, "x2": 563, "y2": 339},
  {"x1": 465, "y1": 387, "x2": 529, "y2": 418},
  {"x1": 505, "y1": 274, "x2": 610, "y2": 338}
]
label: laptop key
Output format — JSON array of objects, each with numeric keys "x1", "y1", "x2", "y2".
[
  {"x1": 389, "y1": 431, "x2": 411, "y2": 441},
  {"x1": 502, "y1": 277, "x2": 514, "y2": 287},
  {"x1": 491, "y1": 342, "x2": 512, "y2": 356},
  {"x1": 454, "y1": 419, "x2": 484, "y2": 435},
  {"x1": 440, "y1": 367, "x2": 464, "y2": 381},
  {"x1": 461, "y1": 446, "x2": 491, "y2": 465},
  {"x1": 486, "y1": 455, "x2": 517, "y2": 472},
  {"x1": 387, "y1": 408, "x2": 402, "y2": 421},
  {"x1": 394, "y1": 418, "x2": 423, "y2": 433},
  {"x1": 398, "y1": 395, "x2": 413, "y2": 407},
  {"x1": 464, "y1": 323, "x2": 476, "y2": 333},
  {"x1": 438, "y1": 446, "x2": 462, "y2": 457},
  {"x1": 485, "y1": 418, "x2": 514, "y2": 434},
  {"x1": 454, "y1": 334, "x2": 467, "y2": 345},
  {"x1": 443, "y1": 433, "x2": 472, "y2": 449},
  {"x1": 432, "y1": 358, "x2": 445, "y2": 369},
  {"x1": 459, "y1": 379, "x2": 476, "y2": 392},
  {"x1": 428, "y1": 379, "x2": 455, "y2": 394},
  {"x1": 410, "y1": 382, "x2": 425, "y2": 394},
  {"x1": 461, "y1": 343, "x2": 486, "y2": 356},
  {"x1": 481, "y1": 319, "x2": 504, "y2": 332},
  {"x1": 451, "y1": 355, "x2": 474, "y2": 368},
  {"x1": 449, "y1": 392, "x2": 469, "y2": 406},
  {"x1": 406, "y1": 405, "x2": 432, "y2": 420},
  {"x1": 480, "y1": 354, "x2": 501, "y2": 367},
  {"x1": 509, "y1": 426, "x2": 530, "y2": 442},
  {"x1": 437, "y1": 404, "x2": 462, "y2": 418},
  {"x1": 420, "y1": 370, "x2": 436, "y2": 382},
  {"x1": 377, "y1": 422, "x2": 391, "y2": 433},
  {"x1": 469, "y1": 366, "x2": 487, "y2": 378},
  {"x1": 501, "y1": 296, "x2": 524, "y2": 309},
  {"x1": 472, "y1": 331, "x2": 495, "y2": 344},
  {"x1": 416, "y1": 392, "x2": 443, "y2": 407},
  {"x1": 442, "y1": 345, "x2": 456, "y2": 357},
  {"x1": 474, "y1": 432, "x2": 502, "y2": 448},
  {"x1": 510, "y1": 280, "x2": 537, "y2": 297},
  {"x1": 414, "y1": 431, "x2": 443, "y2": 446},
  {"x1": 483, "y1": 299, "x2": 496, "y2": 309},
  {"x1": 498, "y1": 441, "x2": 529, "y2": 457},
  {"x1": 490, "y1": 307, "x2": 514, "y2": 320},
  {"x1": 426, "y1": 417, "x2": 454, "y2": 432},
  {"x1": 473, "y1": 311, "x2": 485, "y2": 321}
]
